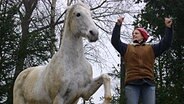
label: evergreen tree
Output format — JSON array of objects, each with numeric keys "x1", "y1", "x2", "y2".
[{"x1": 0, "y1": 1, "x2": 19, "y2": 103}]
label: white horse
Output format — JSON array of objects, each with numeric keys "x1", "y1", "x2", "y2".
[{"x1": 13, "y1": 2, "x2": 111, "y2": 104}]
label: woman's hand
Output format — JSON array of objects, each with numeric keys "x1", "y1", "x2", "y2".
[
  {"x1": 117, "y1": 16, "x2": 124, "y2": 26},
  {"x1": 165, "y1": 17, "x2": 173, "y2": 28}
]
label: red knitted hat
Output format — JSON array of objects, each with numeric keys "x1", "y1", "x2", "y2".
[{"x1": 136, "y1": 28, "x2": 149, "y2": 42}]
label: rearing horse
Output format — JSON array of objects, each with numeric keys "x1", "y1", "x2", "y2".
[{"x1": 13, "y1": 2, "x2": 111, "y2": 104}]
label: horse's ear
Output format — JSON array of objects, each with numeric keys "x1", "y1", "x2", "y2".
[
  {"x1": 76, "y1": 0, "x2": 85, "y2": 4},
  {"x1": 79, "y1": 0, "x2": 84, "y2": 3},
  {"x1": 67, "y1": 0, "x2": 73, "y2": 6}
]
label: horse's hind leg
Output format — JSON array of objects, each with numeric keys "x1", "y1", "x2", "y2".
[{"x1": 81, "y1": 74, "x2": 112, "y2": 104}]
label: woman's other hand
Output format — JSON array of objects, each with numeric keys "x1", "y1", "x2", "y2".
[
  {"x1": 117, "y1": 16, "x2": 124, "y2": 26},
  {"x1": 165, "y1": 17, "x2": 173, "y2": 28}
]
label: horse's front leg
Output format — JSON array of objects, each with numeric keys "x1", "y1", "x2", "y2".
[
  {"x1": 53, "y1": 94, "x2": 64, "y2": 104},
  {"x1": 82, "y1": 74, "x2": 112, "y2": 104}
]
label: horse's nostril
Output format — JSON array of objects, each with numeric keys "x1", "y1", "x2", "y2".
[
  {"x1": 89, "y1": 30, "x2": 98, "y2": 36},
  {"x1": 88, "y1": 30, "x2": 98, "y2": 42},
  {"x1": 89, "y1": 30, "x2": 94, "y2": 36}
]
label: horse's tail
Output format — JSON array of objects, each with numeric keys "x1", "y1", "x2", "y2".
[{"x1": 13, "y1": 68, "x2": 32, "y2": 104}]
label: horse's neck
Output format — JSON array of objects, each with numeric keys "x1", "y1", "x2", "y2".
[
  {"x1": 60, "y1": 32, "x2": 84, "y2": 57},
  {"x1": 44, "y1": 31, "x2": 84, "y2": 80},
  {"x1": 46, "y1": 30, "x2": 84, "y2": 70}
]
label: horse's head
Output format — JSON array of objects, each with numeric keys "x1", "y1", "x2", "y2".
[{"x1": 66, "y1": 2, "x2": 99, "y2": 42}]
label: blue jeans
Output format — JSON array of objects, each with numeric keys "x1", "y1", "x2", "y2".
[{"x1": 125, "y1": 84, "x2": 155, "y2": 104}]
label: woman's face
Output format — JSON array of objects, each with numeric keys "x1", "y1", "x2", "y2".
[{"x1": 132, "y1": 29, "x2": 144, "y2": 42}]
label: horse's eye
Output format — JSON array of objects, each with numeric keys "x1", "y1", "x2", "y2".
[{"x1": 76, "y1": 13, "x2": 81, "y2": 17}]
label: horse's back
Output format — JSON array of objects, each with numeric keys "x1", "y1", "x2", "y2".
[
  {"x1": 13, "y1": 67, "x2": 33, "y2": 104},
  {"x1": 13, "y1": 66, "x2": 49, "y2": 104}
]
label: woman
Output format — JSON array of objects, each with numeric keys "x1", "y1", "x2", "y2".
[{"x1": 111, "y1": 17, "x2": 173, "y2": 104}]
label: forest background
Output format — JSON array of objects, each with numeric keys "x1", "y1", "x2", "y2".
[{"x1": 0, "y1": 0, "x2": 184, "y2": 104}]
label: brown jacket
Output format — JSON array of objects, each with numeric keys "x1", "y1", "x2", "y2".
[{"x1": 123, "y1": 44, "x2": 155, "y2": 84}]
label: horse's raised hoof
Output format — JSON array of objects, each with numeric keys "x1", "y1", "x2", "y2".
[
  {"x1": 103, "y1": 96, "x2": 112, "y2": 104},
  {"x1": 103, "y1": 100, "x2": 111, "y2": 104}
]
